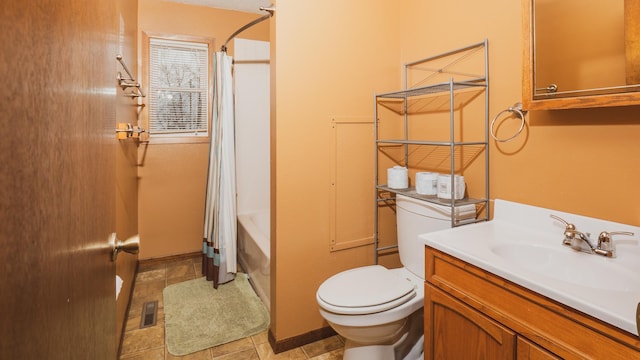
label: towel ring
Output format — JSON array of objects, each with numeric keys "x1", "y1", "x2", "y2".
[{"x1": 490, "y1": 102, "x2": 526, "y2": 142}]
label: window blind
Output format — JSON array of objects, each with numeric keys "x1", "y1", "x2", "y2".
[{"x1": 148, "y1": 38, "x2": 209, "y2": 136}]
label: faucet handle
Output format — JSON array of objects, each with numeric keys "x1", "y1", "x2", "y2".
[
  {"x1": 597, "y1": 231, "x2": 634, "y2": 252},
  {"x1": 550, "y1": 214, "x2": 576, "y2": 245},
  {"x1": 550, "y1": 214, "x2": 575, "y2": 230}
]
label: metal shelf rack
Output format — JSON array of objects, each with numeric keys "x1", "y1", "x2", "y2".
[{"x1": 374, "y1": 40, "x2": 490, "y2": 264}]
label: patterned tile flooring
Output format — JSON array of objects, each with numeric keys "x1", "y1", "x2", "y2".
[{"x1": 119, "y1": 255, "x2": 344, "y2": 360}]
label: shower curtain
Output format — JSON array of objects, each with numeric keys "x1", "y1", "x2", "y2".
[{"x1": 203, "y1": 51, "x2": 237, "y2": 288}]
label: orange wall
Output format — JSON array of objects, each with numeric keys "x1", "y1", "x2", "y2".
[
  {"x1": 136, "y1": 1, "x2": 269, "y2": 259},
  {"x1": 271, "y1": 0, "x2": 640, "y2": 344},
  {"x1": 397, "y1": 0, "x2": 640, "y2": 225},
  {"x1": 271, "y1": 0, "x2": 402, "y2": 341}
]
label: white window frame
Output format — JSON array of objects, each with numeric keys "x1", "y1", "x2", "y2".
[{"x1": 142, "y1": 32, "x2": 214, "y2": 143}]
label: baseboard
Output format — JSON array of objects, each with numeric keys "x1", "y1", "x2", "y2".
[
  {"x1": 138, "y1": 251, "x2": 202, "y2": 268},
  {"x1": 268, "y1": 326, "x2": 337, "y2": 354}
]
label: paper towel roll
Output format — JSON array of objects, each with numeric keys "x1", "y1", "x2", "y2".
[
  {"x1": 415, "y1": 172, "x2": 438, "y2": 195},
  {"x1": 437, "y1": 174, "x2": 466, "y2": 200},
  {"x1": 387, "y1": 166, "x2": 408, "y2": 189}
]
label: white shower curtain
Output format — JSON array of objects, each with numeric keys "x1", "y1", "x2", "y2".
[{"x1": 203, "y1": 51, "x2": 237, "y2": 288}]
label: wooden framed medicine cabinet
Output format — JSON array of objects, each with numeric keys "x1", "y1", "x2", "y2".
[{"x1": 522, "y1": 0, "x2": 640, "y2": 110}]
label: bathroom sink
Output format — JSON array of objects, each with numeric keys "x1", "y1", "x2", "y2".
[
  {"x1": 420, "y1": 199, "x2": 640, "y2": 336},
  {"x1": 490, "y1": 243, "x2": 557, "y2": 268},
  {"x1": 490, "y1": 243, "x2": 640, "y2": 293}
]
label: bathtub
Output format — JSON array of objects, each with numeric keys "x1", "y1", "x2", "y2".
[{"x1": 237, "y1": 211, "x2": 270, "y2": 309}]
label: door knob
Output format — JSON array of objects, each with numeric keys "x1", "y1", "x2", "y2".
[{"x1": 110, "y1": 233, "x2": 140, "y2": 262}]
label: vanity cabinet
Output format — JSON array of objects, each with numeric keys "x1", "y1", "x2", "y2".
[{"x1": 424, "y1": 246, "x2": 640, "y2": 359}]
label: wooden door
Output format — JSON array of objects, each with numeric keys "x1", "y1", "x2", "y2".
[
  {"x1": 0, "y1": 0, "x2": 118, "y2": 359},
  {"x1": 425, "y1": 285, "x2": 517, "y2": 360}
]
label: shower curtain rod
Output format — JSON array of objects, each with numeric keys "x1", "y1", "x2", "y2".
[{"x1": 221, "y1": 6, "x2": 274, "y2": 52}]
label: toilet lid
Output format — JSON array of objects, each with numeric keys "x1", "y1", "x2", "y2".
[{"x1": 317, "y1": 265, "x2": 415, "y2": 314}]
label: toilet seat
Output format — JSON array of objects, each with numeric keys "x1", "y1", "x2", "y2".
[{"x1": 317, "y1": 265, "x2": 416, "y2": 315}]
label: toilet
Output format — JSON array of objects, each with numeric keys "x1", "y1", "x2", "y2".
[{"x1": 316, "y1": 194, "x2": 476, "y2": 360}]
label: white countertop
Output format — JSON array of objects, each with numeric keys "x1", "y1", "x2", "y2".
[{"x1": 420, "y1": 199, "x2": 640, "y2": 336}]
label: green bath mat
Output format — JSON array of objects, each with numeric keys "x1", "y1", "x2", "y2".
[{"x1": 163, "y1": 273, "x2": 269, "y2": 356}]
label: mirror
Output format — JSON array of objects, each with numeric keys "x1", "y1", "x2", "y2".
[{"x1": 523, "y1": 0, "x2": 640, "y2": 110}]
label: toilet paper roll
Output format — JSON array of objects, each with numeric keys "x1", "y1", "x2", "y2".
[
  {"x1": 387, "y1": 166, "x2": 408, "y2": 189},
  {"x1": 437, "y1": 174, "x2": 466, "y2": 200},
  {"x1": 415, "y1": 172, "x2": 438, "y2": 195},
  {"x1": 116, "y1": 275, "x2": 123, "y2": 300}
]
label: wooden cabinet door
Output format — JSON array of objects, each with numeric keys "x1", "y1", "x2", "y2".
[
  {"x1": 517, "y1": 337, "x2": 562, "y2": 360},
  {"x1": 425, "y1": 284, "x2": 517, "y2": 360}
]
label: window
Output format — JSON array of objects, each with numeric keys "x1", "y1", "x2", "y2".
[{"x1": 144, "y1": 35, "x2": 213, "y2": 139}]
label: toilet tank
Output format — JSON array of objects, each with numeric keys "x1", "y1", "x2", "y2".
[{"x1": 395, "y1": 194, "x2": 476, "y2": 279}]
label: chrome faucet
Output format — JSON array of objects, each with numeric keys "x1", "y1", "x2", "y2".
[
  {"x1": 567, "y1": 229, "x2": 597, "y2": 254},
  {"x1": 550, "y1": 214, "x2": 634, "y2": 258}
]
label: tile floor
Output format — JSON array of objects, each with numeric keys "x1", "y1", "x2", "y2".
[{"x1": 119, "y1": 254, "x2": 344, "y2": 360}]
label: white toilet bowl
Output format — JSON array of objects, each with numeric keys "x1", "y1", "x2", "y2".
[
  {"x1": 316, "y1": 266, "x2": 424, "y2": 360},
  {"x1": 317, "y1": 195, "x2": 475, "y2": 359}
]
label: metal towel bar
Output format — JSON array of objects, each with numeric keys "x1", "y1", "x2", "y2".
[{"x1": 116, "y1": 55, "x2": 145, "y2": 98}]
